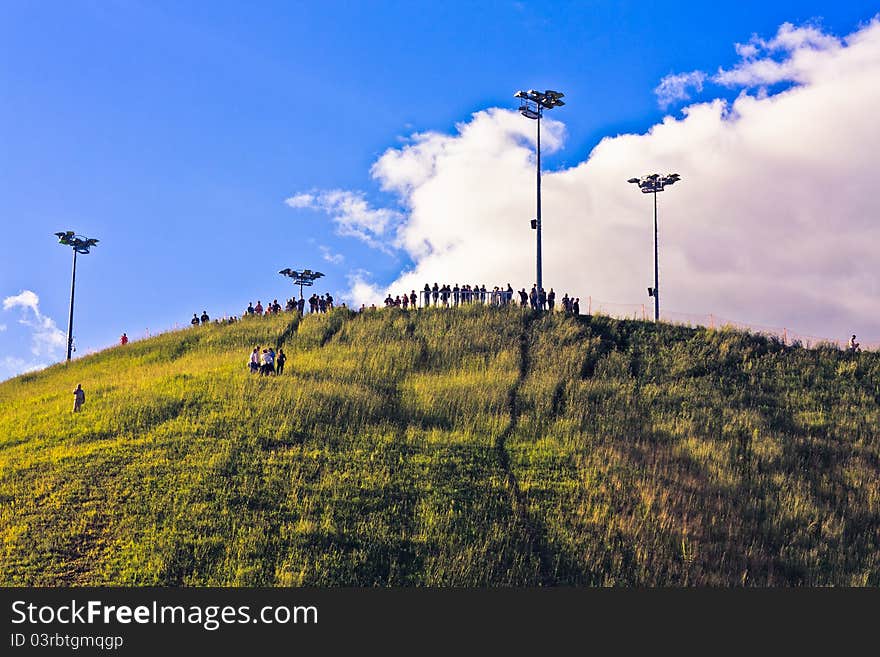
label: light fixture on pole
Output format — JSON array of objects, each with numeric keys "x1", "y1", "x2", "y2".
[
  {"x1": 626, "y1": 173, "x2": 681, "y2": 322},
  {"x1": 279, "y1": 268, "x2": 325, "y2": 299},
  {"x1": 54, "y1": 231, "x2": 99, "y2": 362},
  {"x1": 514, "y1": 88, "x2": 565, "y2": 296}
]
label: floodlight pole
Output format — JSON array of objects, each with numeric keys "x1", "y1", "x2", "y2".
[
  {"x1": 515, "y1": 89, "x2": 564, "y2": 299},
  {"x1": 652, "y1": 188, "x2": 659, "y2": 323},
  {"x1": 627, "y1": 173, "x2": 681, "y2": 322},
  {"x1": 66, "y1": 249, "x2": 77, "y2": 362},
  {"x1": 535, "y1": 111, "x2": 543, "y2": 293},
  {"x1": 55, "y1": 231, "x2": 98, "y2": 361}
]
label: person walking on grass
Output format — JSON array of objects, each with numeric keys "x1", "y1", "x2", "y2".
[
  {"x1": 72, "y1": 383, "x2": 85, "y2": 412},
  {"x1": 249, "y1": 347, "x2": 260, "y2": 374},
  {"x1": 276, "y1": 348, "x2": 286, "y2": 375}
]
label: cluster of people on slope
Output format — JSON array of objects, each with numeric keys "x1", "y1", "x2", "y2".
[
  {"x1": 518, "y1": 285, "x2": 580, "y2": 314},
  {"x1": 249, "y1": 346, "x2": 287, "y2": 375},
  {"x1": 378, "y1": 282, "x2": 580, "y2": 314},
  {"x1": 245, "y1": 299, "x2": 283, "y2": 316},
  {"x1": 191, "y1": 310, "x2": 211, "y2": 326},
  {"x1": 416, "y1": 283, "x2": 516, "y2": 308},
  {"x1": 244, "y1": 293, "x2": 343, "y2": 318}
]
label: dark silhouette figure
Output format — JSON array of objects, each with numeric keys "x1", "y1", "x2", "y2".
[
  {"x1": 72, "y1": 383, "x2": 85, "y2": 412},
  {"x1": 276, "y1": 349, "x2": 286, "y2": 375}
]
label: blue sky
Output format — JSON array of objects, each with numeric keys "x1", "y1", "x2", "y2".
[{"x1": 2, "y1": 2, "x2": 878, "y2": 378}]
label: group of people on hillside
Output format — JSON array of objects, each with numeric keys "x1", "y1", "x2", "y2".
[
  {"x1": 249, "y1": 346, "x2": 287, "y2": 375},
  {"x1": 244, "y1": 293, "x2": 341, "y2": 318},
  {"x1": 378, "y1": 282, "x2": 580, "y2": 314},
  {"x1": 416, "y1": 283, "x2": 515, "y2": 308},
  {"x1": 245, "y1": 300, "x2": 282, "y2": 316},
  {"x1": 191, "y1": 310, "x2": 211, "y2": 326}
]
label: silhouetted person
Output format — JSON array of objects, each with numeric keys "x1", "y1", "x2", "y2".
[
  {"x1": 850, "y1": 334, "x2": 861, "y2": 353},
  {"x1": 573, "y1": 298, "x2": 580, "y2": 315},
  {"x1": 191, "y1": 313, "x2": 200, "y2": 326},
  {"x1": 410, "y1": 290, "x2": 417, "y2": 308},
  {"x1": 72, "y1": 383, "x2": 85, "y2": 412},
  {"x1": 432, "y1": 283, "x2": 439, "y2": 306},
  {"x1": 246, "y1": 302, "x2": 255, "y2": 315},
  {"x1": 519, "y1": 288, "x2": 528, "y2": 307},
  {"x1": 200, "y1": 310, "x2": 209, "y2": 324},
  {"x1": 547, "y1": 289, "x2": 556, "y2": 311},
  {"x1": 276, "y1": 349, "x2": 286, "y2": 375}
]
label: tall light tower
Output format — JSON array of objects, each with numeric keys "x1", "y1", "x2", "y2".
[
  {"x1": 514, "y1": 89, "x2": 565, "y2": 295},
  {"x1": 279, "y1": 268, "x2": 325, "y2": 299},
  {"x1": 626, "y1": 173, "x2": 681, "y2": 322},
  {"x1": 55, "y1": 231, "x2": 99, "y2": 361}
]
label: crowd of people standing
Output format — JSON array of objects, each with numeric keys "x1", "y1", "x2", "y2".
[
  {"x1": 244, "y1": 293, "x2": 342, "y2": 318},
  {"x1": 381, "y1": 283, "x2": 580, "y2": 315},
  {"x1": 249, "y1": 346, "x2": 287, "y2": 375}
]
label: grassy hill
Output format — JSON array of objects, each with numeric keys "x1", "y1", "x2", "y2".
[{"x1": 1, "y1": 305, "x2": 878, "y2": 586}]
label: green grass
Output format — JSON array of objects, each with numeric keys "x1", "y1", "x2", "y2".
[{"x1": 1, "y1": 306, "x2": 878, "y2": 585}]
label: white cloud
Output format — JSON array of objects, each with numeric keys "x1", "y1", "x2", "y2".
[
  {"x1": 345, "y1": 270, "x2": 384, "y2": 308},
  {"x1": 655, "y1": 71, "x2": 708, "y2": 108},
  {"x1": 285, "y1": 189, "x2": 402, "y2": 251},
  {"x1": 715, "y1": 22, "x2": 844, "y2": 87},
  {"x1": 0, "y1": 356, "x2": 47, "y2": 380},
  {"x1": 2, "y1": 289, "x2": 67, "y2": 357},
  {"x1": 3, "y1": 290, "x2": 41, "y2": 313},
  {"x1": 0, "y1": 324, "x2": 6, "y2": 332},
  {"x1": 301, "y1": 18, "x2": 880, "y2": 341},
  {"x1": 319, "y1": 245, "x2": 345, "y2": 265}
]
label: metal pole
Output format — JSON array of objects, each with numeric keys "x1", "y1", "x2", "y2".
[
  {"x1": 66, "y1": 249, "x2": 77, "y2": 361},
  {"x1": 653, "y1": 188, "x2": 659, "y2": 322},
  {"x1": 536, "y1": 111, "x2": 543, "y2": 294}
]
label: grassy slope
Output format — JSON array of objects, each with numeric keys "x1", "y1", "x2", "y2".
[{"x1": 1, "y1": 306, "x2": 878, "y2": 586}]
